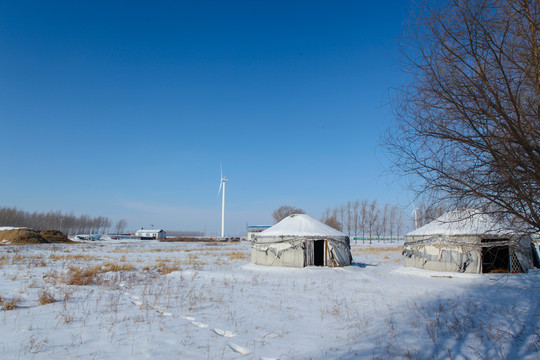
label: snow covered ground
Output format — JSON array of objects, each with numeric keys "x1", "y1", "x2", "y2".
[{"x1": 0, "y1": 240, "x2": 538, "y2": 359}]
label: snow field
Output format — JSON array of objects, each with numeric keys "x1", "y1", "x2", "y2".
[{"x1": 0, "y1": 240, "x2": 537, "y2": 359}]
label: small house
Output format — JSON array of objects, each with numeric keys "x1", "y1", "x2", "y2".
[
  {"x1": 247, "y1": 225, "x2": 271, "y2": 241},
  {"x1": 135, "y1": 229, "x2": 166, "y2": 240}
]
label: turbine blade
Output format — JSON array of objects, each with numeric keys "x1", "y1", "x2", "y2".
[{"x1": 217, "y1": 180, "x2": 223, "y2": 199}]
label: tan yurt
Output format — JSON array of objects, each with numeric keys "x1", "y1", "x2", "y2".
[
  {"x1": 403, "y1": 209, "x2": 533, "y2": 273},
  {"x1": 251, "y1": 213, "x2": 352, "y2": 267}
]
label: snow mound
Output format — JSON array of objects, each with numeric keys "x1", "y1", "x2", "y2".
[{"x1": 0, "y1": 226, "x2": 25, "y2": 231}]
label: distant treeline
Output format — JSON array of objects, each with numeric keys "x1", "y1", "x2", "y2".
[
  {"x1": 0, "y1": 206, "x2": 128, "y2": 235},
  {"x1": 321, "y1": 200, "x2": 406, "y2": 239}
]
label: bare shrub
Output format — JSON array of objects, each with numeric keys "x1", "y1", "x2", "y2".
[{"x1": 38, "y1": 290, "x2": 56, "y2": 305}]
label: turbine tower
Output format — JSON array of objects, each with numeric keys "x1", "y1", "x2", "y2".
[
  {"x1": 218, "y1": 165, "x2": 229, "y2": 238},
  {"x1": 412, "y1": 203, "x2": 419, "y2": 229}
]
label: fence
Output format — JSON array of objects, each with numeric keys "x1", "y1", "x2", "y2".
[{"x1": 352, "y1": 237, "x2": 404, "y2": 244}]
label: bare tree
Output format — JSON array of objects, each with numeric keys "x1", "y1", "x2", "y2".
[
  {"x1": 321, "y1": 208, "x2": 342, "y2": 231},
  {"x1": 0, "y1": 206, "x2": 115, "y2": 235},
  {"x1": 385, "y1": 0, "x2": 540, "y2": 233},
  {"x1": 272, "y1": 205, "x2": 306, "y2": 223},
  {"x1": 413, "y1": 202, "x2": 448, "y2": 229},
  {"x1": 367, "y1": 200, "x2": 379, "y2": 242},
  {"x1": 360, "y1": 200, "x2": 368, "y2": 239},
  {"x1": 352, "y1": 200, "x2": 360, "y2": 238},
  {"x1": 346, "y1": 201, "x2": 355, "y2": 237},
  {"x1": 338, "y1": 204, "x2": 346, "y2": 233},
  {"x1": 115, "y1": 219, "x2": 128, "y2": 234}
]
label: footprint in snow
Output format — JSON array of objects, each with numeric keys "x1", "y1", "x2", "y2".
[
  {"x1": 228, "y1": 343, "x2": 250, "y2": 355},
  {"x1": 181, "y1": 315, "x2": 195, "y2": 321},
  {"x1": 130, "y1": 298, "x2": 143, "y2": 306},
  {"x1": 212, "y1": 328, "x2": 236, "y2": 338},
  {"x1": 150, "y1": 304, "x2": 172, "y2": 316},
  {"x1": 191, "y1": 321, "x2": 208, "y2": 328},
  {"x1": 257, "y1": 332, "x2": 280, "y2": 342}
]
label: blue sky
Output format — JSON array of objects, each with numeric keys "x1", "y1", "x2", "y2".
[{"x1": 0, "y1": 1, "x2": 412, "y2": 235}]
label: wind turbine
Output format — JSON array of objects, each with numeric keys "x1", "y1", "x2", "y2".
[
  {"x1": 218, "y1": 164, "x2": 229, "y2": 238},
  {"x1": 412, "y1": 203, "x2": 419, "y2": 229}
]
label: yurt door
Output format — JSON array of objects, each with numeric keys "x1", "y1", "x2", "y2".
[{"x1": 314, "y1": 240, "x2": 325, "y2": 266}]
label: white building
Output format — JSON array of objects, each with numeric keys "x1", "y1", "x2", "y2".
[
  {"x1": 247, "y1": 225, "x2": 271, "y2": 241},
  {"x1": 135, "y1": 229, "x2": 166, "y2": 240}
]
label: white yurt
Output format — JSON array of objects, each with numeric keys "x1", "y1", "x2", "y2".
[
  {"x1": 251, "y1": 213, "x2": 352, "y2": 267},
  {"x1": 403, "y1": 209, "x2": 533, "y2": 273}
]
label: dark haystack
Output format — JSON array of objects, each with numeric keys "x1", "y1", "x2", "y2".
[
  {"x1": 0, "y1": 229, "x2": 73, "y2": 244},
  {"x1": 39, "y1": 230, "x2": 72, "y2": 243},
  {"x1": 0, "y1": 229, "x2": 48, "y2": 244}
]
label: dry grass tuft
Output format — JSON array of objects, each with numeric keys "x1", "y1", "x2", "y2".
[
  {"x1": 226, "y1": 251, "x2": 249, "y2": 261},
  {"x1": 157, "y1": 263, "x2": 181, "y2": 275},
  {"x1": 101, "y1": 262, "x2": 135, "y2": 272},
  {"x1": 49, "y1": 254, "x2": 99, "y2": 262},
  {"x1": 38, "y1": 290, "x2": 56, "y2": 305},
  {"x1": 1, "y1": 296, "x2": 21, "y2": 310},
  {"x1": 0, "y1": 255, "x2": 9, "y2": 267},
  {"x1": 66, "y1": 266, "x2": 100, "y2": 285}
]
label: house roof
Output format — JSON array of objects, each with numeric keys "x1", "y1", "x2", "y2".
[
  {"x1": 257, "y1": 214, "x2": 346, "y2": 238},
  {"x1": 135, "y1": 229, "x2": 164, "y2": 233},
  {"x1": 406, "y1": 209, "x2": 513, "y2": 237}
]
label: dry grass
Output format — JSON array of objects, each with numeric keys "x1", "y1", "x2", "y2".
[
  {"x1": 1, "y1": 295, "x2": 21, "y2": 310},
  {"x1": 157, "y1": 264, "x2": 181, "y2": 275},
  {"x1": 110, "y1": 247, "x2": 134, "y2": 253},
  {"x1": 352, "y1": 246, "x2": 403, "y2": 254},
  {"x1": 184, "y1": 253, "x2": 206, "y2": 269},
  {"x1": 101, "y1": 262, "x2": 135, "y2": 272},
  {"x1": 38, "y1": 290, "x2": 56, "y2": 305},
  {"x1": 0, "y1": 255, "x2": 9, "y2": 266},
  {"x1": 64, "y1": 261, "x2": 137, "y2": 285},
  {"x1": 149, "y1": 248, "x2": 184, "y2": 253},
  {"x1": 66, "y1": 266, "x2": 100, "y2": 286},
  {"x1": 226, "y1": 251, "x2": 249, "y2": 260},
  {"x1": 49, "y1": 254, "x2": 100, "y2": 261}
]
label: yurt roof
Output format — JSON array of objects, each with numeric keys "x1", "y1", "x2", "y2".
[
  {"x1": 257, "y1": 214, "x2": 347, "y2": 238},
  {"x1": 406, "y1": 209, "x2": 513, "y2": 237}
]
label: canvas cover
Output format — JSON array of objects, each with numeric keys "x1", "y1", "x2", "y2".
[
  {"x1": 403, "y1": 209, "x2": 533, "y2": 273},
  {"x1": 251, "y1": 214, "x2": 352, "y2": 267}
]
